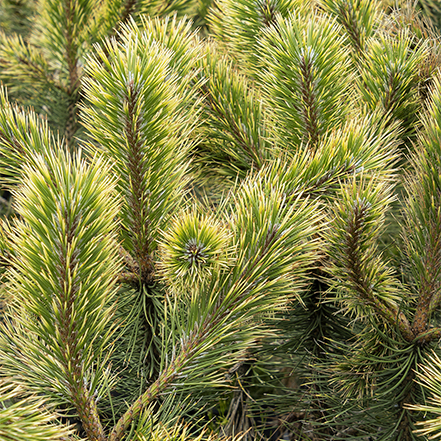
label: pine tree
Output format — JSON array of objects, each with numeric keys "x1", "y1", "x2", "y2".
[{"x1": 2, "y1": 0, "x2": 441, "y2": 440}]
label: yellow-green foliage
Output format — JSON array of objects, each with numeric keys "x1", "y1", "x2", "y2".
[{"x1": 2, "y1": 1, "x2": 441, "y2": 440}]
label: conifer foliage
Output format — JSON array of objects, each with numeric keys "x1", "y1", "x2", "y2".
[{"x1": 2, "y1": 0, "x2": 441, "y2": 440}]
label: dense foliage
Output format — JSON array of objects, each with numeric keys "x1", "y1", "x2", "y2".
[{"x1": 2, "y1": 0, "x2": 441, "y2": 440}]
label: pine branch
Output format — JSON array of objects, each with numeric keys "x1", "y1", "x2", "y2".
[
  {"x1": 402, "y1": 75, "x2": 441, "y2": 342},
  {"x1": 124, "y1": 79, "x2": 154, "y2": 283},
  {"x1": 52, "y1": 202, "x2": 105, "y2": 441},
  {"x1": 81, "y1": 30, "x2": 196, "y2": 275},
  {"x1": 413, "y1": 327, "x2": 441, "y2": 343},
  {"x1": 342, "y1": 196, "x2": 411, "y2": 339},
  {"x1": 325, "y1": 176, "x2": 414, "y2": 341},
  {"x1": 410, "y1": 211, "x2": 441, "y2": 337},
  {"x1": 109, "y1": 326, "x2": 205, "y2": 441},
  {"x1": 159, "y1": 207, "x2": 231, "y2": 288},
  {"x1": 0, "y1": 150, "x2": 122, "y2": 439},
  {"x1": 357, "y1": 29, "x2": 426, "y2": 142},
  {"x1": 321, "y1": 0, "x2": 380, "y2": 55},
  {"x1": 32, "y1": 0, "x2": 105, "y2": 142},
  {"x1": 338, "y1": 1, "x2": 364, "y2": 53},
  {"x1": 195, "y1": 44, "x2": 269, "y2": 180},
  {"x1": 258, "y1": 12, "x2": 354, "y2": 150}
]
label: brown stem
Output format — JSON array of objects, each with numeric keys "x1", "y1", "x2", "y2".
[
  {"x1": 338, "y1": 2, "x2": 364, "y2": 54},
  {"x1": 398, "y1": 369, "x2": 416, "y2": 441},
  {"x1": 122, "y1": 80, "x2": 161, "y2": 380},
  {"x1": 56, "y1": 207, "x2": 105, "y2": 441},
  {"x1": 123, "y1": 80, "x2": 154, "y2": 283},
  {"x1": 344, "y1": 201, "x2": 414, "y2": 341},
  {"x1": 117, "y1": 271, "x2": 139, "y2": 285},
  {"x1": 413, "y1": 327, "x2": 441, "y2": 345},
  {"x1": 260, "y1": 0, "x2": 277, "y2": 28},
  {"x1": 65, "y1": 96, "x2": 78, "y2": 149},
  {"x1": 412, "y1": 217, "x2": 441, "y2": 337},
  {"x1": 383, "y1": 71, "x2": 400, "y2": 113},
  {"x1": 297, "y1": 54, "x2": 321, "y2": 149},
  {"x1": 63, "y1": 0, "x2": 80, "y2": 148},
  {"x1": 413, "y1": 290, "x2": 435, "y2": 338},
  {"x1": 120, "y1": 0, "x2": 138, "y2": 26}
]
